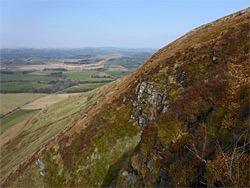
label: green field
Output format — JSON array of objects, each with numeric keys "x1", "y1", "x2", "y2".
[
  {"x1": 0, "y1": 109, "x2": 38, "y2": 135},
  {"x1": 84, "y1": 76, "x2": 114, "y2": 82},
  {"x1": 0, "y1": 93, "x2": 47, "y2": 115},
  {"x1": 64, "y1": 71, "x2": 97, "y2": 80},
  {"x1": 1, "y1": 82, "x2": 50, "y2": 92},
  {"x1": 0, "y1": 71, "x2": 57, "y2": 82},
  {"x1": 105, "y1": 70, "x2": 134, "y2": 78},
  {"x1": 106, "y1": 56, "x2": 145, "y2": 69},
  {"x1": 60, "y1": 83, "x2": 108, "y2": 93}
]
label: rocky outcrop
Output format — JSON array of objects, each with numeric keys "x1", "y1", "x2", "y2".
[
  {"x1": 131, "y1": 80, "x2": 168, "y2": 127},
  {"x1": 36, "y1": 159, "x2": 45, "y2": 188},
  {"x1": 3, "y1": 7, "x2": 250, "y2": 188},
  {"x1": 117, "y1": 7, "x2": 250, "y2": 188}
]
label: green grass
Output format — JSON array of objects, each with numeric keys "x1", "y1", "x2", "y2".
[
  {"x1": 64, "y1": 71, "x2": 97, "y2": 80},
  {"x1": 0, "y1": 72, "x2": 57, "y2": 82},
  {"x1": 105, "y1": 71, "x2": 134, "y2": 78},
  {"x1": 84, "y1": 77, "x2": 114, "y2": 82},
  {"x1": 60, "y1": 83, "x2": 108, "y2": 93},
  {"x1": 0, "y1": 93, "x2": 47, "y2": 115},
  {"x1": 106, "y1": 56, "x2": 144, "y2": 69},
  {"x1": 0, "y1": 82, "x2": 50, "y2": 92},
  {"x1": 0, "y1": 109, "x2": 38, "y2": 135},
  {"x1": 91, "y1": 72, "x2": 112, "y2": 78},
  {"x1": 0, "y1": 83, "x2": 116, "y2": 183}
]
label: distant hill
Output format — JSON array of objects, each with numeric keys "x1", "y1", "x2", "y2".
[
  {"x1": 1, "y1": 7, "x2": 249, "y2": 187},
  {"x1": 0, "y1": 47, "x2": 156, "y2": 59}
]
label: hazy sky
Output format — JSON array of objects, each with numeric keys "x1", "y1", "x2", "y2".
[{"x1": 1, "y1": 0, "x2": 249, "y2": 49}]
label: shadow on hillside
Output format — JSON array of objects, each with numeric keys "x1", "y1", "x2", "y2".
[{"x1": 101, "y1": 148, "x2": 134, "y2": 187}]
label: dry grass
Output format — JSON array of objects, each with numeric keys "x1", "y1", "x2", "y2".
[
  {"x1": 0, "y1": 81, "x2": 120, "y2": 184},
  {"x1": 22, "y1": 93, "x2": 81, "y2": 110},
  {"x1": 0, "y1": 93, "x2": 47, "y2": 115},
  {"x1": 0, "y1": 112, "x2": 37, "y2": 148}
]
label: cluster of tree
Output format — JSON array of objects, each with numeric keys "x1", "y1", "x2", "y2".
[
  {"x1": 64, "y1": 59, "x2": 99, "y2": 65},
  {"x1": 1, "y1": 80, "x2": 32, "y2": 83},
  {"x1": 22, "y1": 70, "x2": 35, "y2": 74},
  {"x1": 64, "y1": 61, "x2": 82, "y2": 65},
  {"x1": 0, "y1": 70, "x2": 35, "y2": 75},
  {"x1": 91, "y1": 74, "x2": 112, "y2": 78},
  {"x1": 0, "y1": 70, "x2": 14, "y2": 74},
  {"x1": 49, "y1": 72, "x2": 65, "y2": 78},
  {"x1": 43, "y1": 68, "x2": 67, "y2": 71},
  {"x1": 0, "y1": 79, "x2": 114, "y2": 94}
]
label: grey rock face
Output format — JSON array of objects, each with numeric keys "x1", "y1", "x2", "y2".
[
  {"x1": 138, "y1": 117, "x2": 148, "y2": 127},
  {"x1": 131, "y1": 79, "x2": 169, "y2": 127},
  {"x1": 123, "y1": 96, "x2": 126, "y2": 103},
  {"x1": 36, "y1": 158, "x2": 45, "y2": 188},
  {"x1": 147, "y1": 160, "x2": 154, "y2": 171},
  {"x1": 134, "y1": 111, "x2": 140, "y2": 119},
  {"x1": 37, "y1": 159, "x2": 45, "y2": 171},
  {"x1": 147, "y1": 84, "x2": 153, "y2": 95},
  {"x1": 121, "y1": 171, "x2": 140, "y2": 188},
  {"x1": 122, "y1": 171, "x2": 128, "y2": 177},
  {"x1": 162, "y1": 105, "x2": 169, "y2": 113},
  {"x1": 162, "y1": 95, "x2": 168, "y2": 104}
]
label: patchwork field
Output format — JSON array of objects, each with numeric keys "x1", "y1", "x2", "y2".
[
  {"x1": 64, "y1": 70, "x2": 97, "y2": 80},
  {"x1": 1, "y1": 82, "x2": 50, "y2": 92},
  {"x1": 0, "y1": 72, "x2": 57, "y2": 82}
]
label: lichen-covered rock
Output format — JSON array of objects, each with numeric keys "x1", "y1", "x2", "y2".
[{"x1": 131, "y1": 80, "x2": 169, "y2": 127}]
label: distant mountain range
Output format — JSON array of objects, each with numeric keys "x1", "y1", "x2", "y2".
[{"x1": 0, "y1": 47, "x2": 157, "y2": 59}]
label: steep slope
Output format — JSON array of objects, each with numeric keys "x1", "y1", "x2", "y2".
[
  {"x1": 0, "y1": 81, "x2": 121, "y2": 184},
  {"x1": 2, "y1": 8, "x2": 249, "y2": 187}
]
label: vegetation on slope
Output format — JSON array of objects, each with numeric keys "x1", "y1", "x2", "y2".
[
  {"x1": 0, "y1": 82, "x2": 121, "y2": 184},
  {"x1": 115, "y1": 8, "x2": 250, "y2": 187},
  {"x1": 2, "y1": 8, "x2": 249, "y2": 187},
  {"x1": 0, "y1": 110, "x2": 38, "y2": 135},
  {"x1": 0, "y1": 93, "x2": 46, "y2": 115}
]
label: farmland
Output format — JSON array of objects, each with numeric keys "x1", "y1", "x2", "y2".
[
  {"x1": 64, "y1": 70, "x2": 97, "y2": 80},
  {"x1": 0, "y1": 48, "x2": 155, "y2": 95},
  {"x1": 0, "y1": 48, "x2": 155, "y2": 136},
  {"x1": 0, "y1": 93, "x2": 46, "y2": 115}
]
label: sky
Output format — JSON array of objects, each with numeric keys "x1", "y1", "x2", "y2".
[{"x1": 1, "y1": 0, "x2": 249, "y2": 49}]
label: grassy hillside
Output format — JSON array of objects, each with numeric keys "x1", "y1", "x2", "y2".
[
  {"x1": 0, "y1": 81, "x2": 121, "y2": 184},
  {"x1": 0, "y1": 93, "x2": 46, "y2": 115},
  {"x1": 0, "y1": 110, "x2": 38, "y2": 135},
  {"x1": 2, "y1": 8, "x2": 250, "y2": 187}
]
